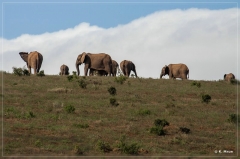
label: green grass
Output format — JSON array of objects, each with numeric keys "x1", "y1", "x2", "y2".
[{"x1": 2, "y1": 73, "x2": 238, "y2": 156}]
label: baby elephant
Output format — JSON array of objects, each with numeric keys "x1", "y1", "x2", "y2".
[
  {"x1": 224, "y1": 73, "x2": 235, "y2": 82},
  {"x1": 60, "y1": 64, "x2": 69, "y2": 75}
]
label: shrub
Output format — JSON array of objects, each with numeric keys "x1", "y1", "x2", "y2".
[
  {"x1": 26, "y1": 111, "x2": 35, "y2": 118},
  {"x1": 230, "y1": 79, "x2": 238, "y2": 85},
  {"x1": 150, "y1": 126, "x2": 166, "y2": 136},
  {"x1": 72, "y1": 71, "x2": 77, "y2": 76},
  {"x1": 110, "y1": 97, "x2": 118, "y2": 106},
  {"x1": 108, "y1": 86, "x2": 117, "y2": 96},
  {"x1": 179, "y1": 127, "x2": 190, "y2": 134},
  {"x1": 64, "y1": 104, "x2": 75, "y2": 113},
  {"x1": 154, "y1": 119, "x2": 169, "y2": 127},
  {"x1": 227, "y1": 114, "x2": 240, "y2": 124},
  {"x1": 37, "y1": 70, "x2": 45, "y2": 77},
  {"x1": 202, "y1": 94, "x2": 211, "y2": 103},
  {"x1": 114, "y1": 74, "x2": 127, "y2": 84},
  {"x1": 117, "y1": 136, "x2": 140, "y2": 155},
  {"x1": 78, "y1": 78, "x2": 87, "y2": 89},
  {"x1": 67, "y1": 75, "x2": 74, "y2": 82},
  {"x1": 12, "y1": 67, "x2": 23, "y2": 76},
  {"x1": 191, "y1": 81, "x2": 201, "y2": 88},
  {"x1": 73, "y1": 145, "x2": 84, "y2": 155},
  {"x1": 73, "y1": 123, "x2": 89, "y2": 129},
  {"x1": 23, "y1": 69, "x2": 30, "y2": 76},
  {"x1": 138, "y1": 109, "x2": 151, "y2": 116},
  {"x1": 97, "y1": 140, "x2": 112, "y2": 153},
  {"x1": 35, "y1": 139, "x2": 42, "y2": 148}
]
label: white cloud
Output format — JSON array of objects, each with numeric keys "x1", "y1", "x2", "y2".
[{"x1": 1, "y1": 8, "x2": 239, "y2": 80}]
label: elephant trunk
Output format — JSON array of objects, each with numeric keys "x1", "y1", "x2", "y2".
[
  {"x1": 76, "y1": 61, "x2": 80, "y2": 76},
  {"x1": 160, "y1": 73, "x2": 163, "y2": 78}
]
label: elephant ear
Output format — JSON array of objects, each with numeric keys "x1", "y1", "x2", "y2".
[
  {"x1": 80, "y1": 52, "x2": 86, "y2": 63},
  {"x1": 165, "y1": 65, "x2": 169, "y2": 74},
  {"x1": 224, "y1": 74, "x2": 226, "y2": 79},
  {"x1": 19, "y1": 52, "x2": 28, "y2": 63}
]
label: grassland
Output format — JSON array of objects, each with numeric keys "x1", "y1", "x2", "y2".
[{"x1": 1, "y1": 72, "x2": 239, "y2": 157}]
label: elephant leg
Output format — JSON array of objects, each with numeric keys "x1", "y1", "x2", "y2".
[
  {"x1": 124, "y1": 68, "x2": 129, "y2": 77},
  {"x1": 133, "y1": 69, "x2": 137, "y2": 78},
  {"x1": 84, "y1": 66, "x2": 89, "y2": 76},
  {"x1": 28, "y1": 67, "x2": 32, "y2": 75}
]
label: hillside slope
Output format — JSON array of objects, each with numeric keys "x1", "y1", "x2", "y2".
[{"x1": 1, "y1": 73, "x2": 238, "y2": 157}]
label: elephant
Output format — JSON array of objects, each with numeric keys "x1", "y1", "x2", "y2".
[
  {"x1": 120, "y1": 60, "x2": 138, "y2": 77},
  {"x1": 111, "y1": 60, "x2": 119, "y2": 76},
  {"x1": 224, "y1": 73, "x2": 235, "y2": 82},
  {"x1": 160, "y1": 63, "x2": 189, "y2": 80},
  {"x1": 76, "y1": 52, "x2": 112, "y2": 76},
  {"x1": 19, "y1": 51, "x2": 43, "y2": 75},
  {"x1": 89, "y1": 60, "x2": 118, "y2": 76},
  {"x1": 60, "y1": 64, "x2": 69, "y2": 75}
]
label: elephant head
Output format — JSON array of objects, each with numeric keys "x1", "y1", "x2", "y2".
[
  {"x1": 76, "y1": 52, "x2": 87, "y2": 76},
  {"x1": 19, "y1": 51, "x2": 43, "y2": 75},
  {"x1": 120, "y1": 60, "x2": 138, "y2": 77},
  {"x1": 160, "y1": 65, "x2": 169, "y2": 78},
  {"x1": 76, "y1": 52, "x2": 112, "y2": 76}
]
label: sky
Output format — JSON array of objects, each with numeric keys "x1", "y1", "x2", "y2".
[{"x1": 0, "y1": 0, "x2": 239, "y2": 80}]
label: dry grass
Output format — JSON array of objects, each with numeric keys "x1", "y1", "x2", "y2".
[{"x1": 1, "y1": 73, "x2": 239, "y2": 157}]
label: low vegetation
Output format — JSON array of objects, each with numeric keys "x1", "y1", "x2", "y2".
[{"x1": 2, "y1": 72, "x2": 238, "y2": 156}]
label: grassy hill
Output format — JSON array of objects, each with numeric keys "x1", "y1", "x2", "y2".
[{"x1": 1, "y1": 72, "x2": 239, "y2": 157}]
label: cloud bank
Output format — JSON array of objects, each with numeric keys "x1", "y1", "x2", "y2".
[{"x1": 1, "y1": 8, "x2": 239, "y2": 80}]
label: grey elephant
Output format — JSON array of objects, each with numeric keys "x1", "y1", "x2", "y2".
[
  {"x1": 120, "y1": 60, "x2": 138, "y2": 77},
  {"x1": 60, "y1": 64, "x2": 69, "y2": 75},
  {"x1": 19, "y1": 51, "x2": 43, "y2": 75},
  {"x1": 224, "y1": 73, "x2": 235, "y2": 82},
  {"x1": 76, "y1": 52, "x2": 112, "y2": 76},
  {"x1": 160, "y1": 63, "x2": 189, "y2": 80}
]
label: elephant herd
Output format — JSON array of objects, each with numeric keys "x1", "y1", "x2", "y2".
[{"x1": 18, "y1": 51, "x2": 236, "y2": 81}]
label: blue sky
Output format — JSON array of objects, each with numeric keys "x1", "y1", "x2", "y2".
[
  {"x1": 1, "y1": 0, "x2": 238, "y2": 39},
  {"x1": 0, "y1": 0, "x2": 239, "y2": 80}
]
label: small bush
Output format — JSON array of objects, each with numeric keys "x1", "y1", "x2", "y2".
[
  {"x1": 37, "y1": 70, "x2": 45, "y2": 77},
  {"x1": 12, "y1": 67, "x2": 23, "y2": 76},
  {"x1": 78, "y1": 78, "x2": 87, "y2": 89},
  {"x1": 179, "y1": 127, "x2": 190, "y2": 134},
  {"x1": 73, "y1": 145, "x2": 84, "y2": 155},
  {"x1": 150, "y1": 126, "x2": 166, "y2": 136},
  {"x1": 35, "y1": 140, "x2": 42, "y2": 148},
  {"x1": 110, "y1": 97, "x2": 118, "y2": 106},
  {"x1": 26, "y1": 111, "x2": 35, "y2": 118},
  {"x1": 230, "y1": 79, "x2": 238, "y2": 85},
  {"x1": 23, "y1": 69, "x2": 30, "y2": 76},
  {"x1": 64, "y1": 104, "x2": 75, "y2": 113},
  {"x1": 73, "y1": 123, "x2": 89, "y2": 129},
  {"x1": 108, "y1": 86, "x2": 116, "y2": 96},
  {"x1": 138, "y1": 109, "x2": 151, "y2": 116},
  {"x1": 191, "y1": 81, "x2": 201, "y2": 88},
  {"x1": 97, "y1": 140, "x2": 112, "y2": 153},
  {"x1": 202, "y1": 94, "x2": 211, "y2": 103},
  {"x1": 114, "y1": 74, "x2": 127, "y2": 84},
  {"x1": 72, "y1": 71, "x2": 77, "y2": 76},
  {"x1": 67, "y1": 75, "x2": 74, "y2": 82},
  {"x1": 117, "y1": 136, "x2": 140, "y2": 155},
  {"x1": 227, "y1": 114, "x2": 240, "y2": 124},
  {"x1": 154, "y1": 119, "x2": 169, "y2": 127}
]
